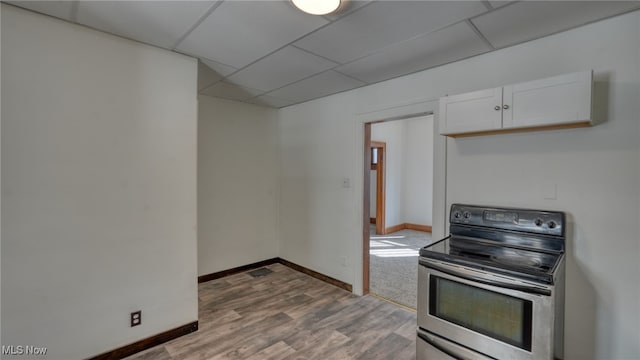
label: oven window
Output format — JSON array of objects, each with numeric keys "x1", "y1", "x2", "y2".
[{"x1": 429, "y1": 276, "x2": 533, "y2": 351}]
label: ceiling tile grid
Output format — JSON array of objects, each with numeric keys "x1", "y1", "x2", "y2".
[
  {"x1": 198, "y1": 60, "x2": 224, "y2": 91},
  {"x1": 175, "y1": 1, "x2": 328, "y2": 69},
  {"x1": 471, "y1": 1, "x2": 640, "y2": 49},
  {"x1": 293, "y1": 1, "x2": 488, "y2": 64},
  {"x1": 5, "y1": 0, "x2": 76, "y2": 21},
  {"x1": 200, "y1": 57, "x2": 238, "y2": 79},
  {"x1": 75, "y1": 1, "x2": 217, "y2": 49},
  {"x1": 226, "y1": 45, "x2": 338, "y2": 92},
  {"x1": 487, "y1": 1, "x2": 514, "y2": 10},
  {"x1": 335, "y1": 21, "x2": 493, "y2": 84},
  {"x1": 6, "y1": 0, "x2": 640, "y2": 108},
  {"x1": 266, "y1": 70, "x2": 366, "y2": 104}
]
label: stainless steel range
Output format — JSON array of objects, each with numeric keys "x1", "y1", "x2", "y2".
[{"x1": 417, "y1": 204, "x2": 566, "y2": 360}]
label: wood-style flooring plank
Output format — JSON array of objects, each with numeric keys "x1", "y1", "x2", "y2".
[
  {"x1": 244, "y1": 341, "x2": 296, "y2": 360},
  {"x1": 281, "y1": 327, "x2": 351, "y2": 360},
  {"x1": 355, "y1": 332, "x2": 414, "y2": 360},
  {"x1": 125, "y1": 263, "x2": 416, "y2": 360},
  {"x1": 394, "y1": 317, "x2": 419, "y2": 340}
]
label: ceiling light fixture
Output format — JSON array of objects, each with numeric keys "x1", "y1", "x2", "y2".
[{"x1": 291, "y1": 0, "x2": 341, "y2": 15}]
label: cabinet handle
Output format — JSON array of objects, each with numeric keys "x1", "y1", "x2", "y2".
[
  {"x1": 503, "y1": 104, "x2": 510, "y2": 110},
  {"x1": 494, "y1": 106, "x2": 501, "y2": 111}
]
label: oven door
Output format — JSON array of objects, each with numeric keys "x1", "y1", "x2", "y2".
[{"x1": 418, "y1": 259, "x2": 556, "y2": 360}]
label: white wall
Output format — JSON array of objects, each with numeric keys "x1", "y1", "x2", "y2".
[
  {"x1": 279, "y1": 96, "x2": 359, "y2": 281},
  {"x1": 1, "y1": 5, "x2": 198, "y2": 359},
  {"x1": 278, "y1": 10, "x2": 640, "y2": 360},
  {"x1": 370, "y1": 116, "x2": 434, "y2": 228},
  {"x1": 198, "y1": 96, "x2": 279, "y2": 276},
  {"x1": 403, "y1": 116, "x2": 434, "y2": 226},
  {"x1": 372, "y1": 120, "x2": 406, "y2": 227},
  {"x1": 0, "y1": 4, "x2": 4, "y2": 349}
]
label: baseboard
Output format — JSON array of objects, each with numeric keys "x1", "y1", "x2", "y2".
[
  {"x1": 90, "y1": 257, "x2": 352, "y2": 359},
  {"x1": 198, "y1": 258, "x2": 279, "y2": 283},
  {"x1": 87, "y1": 321, "x2": 198, "y2": 360},
  {"x1": 385, "y1": 223, "x2": 432, "y2": 234},
  {"x1": 385, "y1": 223, "x2": 405, "y2": 234},
  {"x1": 405, "y1": 223, "x2": 432, "y2": 233},
  {"x1": 369, "y1": 217, "x2": 376, "y2": 224},
  {"x1": 198, "y1": 257, "x2": 353, "y2": 293},
  {"x1": 277, "y1": 258, "x2": 353, "y2": 292}
]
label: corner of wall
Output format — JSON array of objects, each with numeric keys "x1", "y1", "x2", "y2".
[
  {"x1": 274, "y1": 108, "x2": 283, "y2": 259},
  {"x1": 197, "y1": 96, "x2": 281, "y2": 276}
]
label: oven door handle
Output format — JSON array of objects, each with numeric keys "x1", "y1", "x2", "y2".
[
  {"x1": 417, "y1": 328, "x2": 495, "y2": 360},
  {"x1": 420, "y1": 260, "x2": 552, "y2": 296}
]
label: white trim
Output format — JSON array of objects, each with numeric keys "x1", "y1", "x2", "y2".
[{"x1": 352, "y1": 99, "x2": 447, "y2": 296}]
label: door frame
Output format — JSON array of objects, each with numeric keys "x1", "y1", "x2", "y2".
[
  {"x1": 356, "y1": 98, "x2": 446, "y2": 296},
  {"x1": 370, "y1": 141, "x2": 386, "y2": 235}
]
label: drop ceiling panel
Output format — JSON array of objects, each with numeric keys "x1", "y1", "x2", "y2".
[
  {"x1": 200, "y1": 82, "x2": 265, "y2": 101},
  {"x1": 200, "y1": 58, "x2": 237, "y2": 77},
  {"x1": 323, "y1": 0, "x2": 372, "y2": 21},
  {"x1": 487, "y1": 1, "x2": 513, "y2": 9},
  {"x1": 75, "y1": 1, "x2": 216, "y2": 49},
  {"x1": 472, "y1": 1, "x2": 640, "y2": 49},
  {"x1": 294, "y1": 1, "x2": 488, "y2": 64},
  {"x1": 226, "y1": 46, "x2": 338, "y2": 92},
  {"x1": 246, "y1": 95, "x2": 298, "y2": 108},
  {"x1": 267, "y1": 71, "x2": 365, "y2": 103},
  {"x1": 11, "y1": 0, "x2": 639, "y2": 108},
  {"x1": 336, "y1": 22, "x2": 492, "y2": 84},
  {"x1": 176, "y1": 1, "x2": 329, "y2": 69},
  {"x1": 198, "y1": 61, "x2": 222, "y2": 91},
  {"x1": 6, "y1": 1, "x2": 75, "y2": 21}
]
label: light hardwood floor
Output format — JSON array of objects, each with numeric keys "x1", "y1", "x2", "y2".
[{"x1": 125, "y1": 263, "x2": 416, "y2": 360}]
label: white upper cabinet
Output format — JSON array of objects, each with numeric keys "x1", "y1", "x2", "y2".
[
  {"x1": 439, "y1": 70, "x2": 593, "y2": 137},
  {"x1": 503, "y1": 71, "x2": 592, "y2": 129},
  {"x1": 439, "y1": 87, "x2": 503, "y2": 135}
]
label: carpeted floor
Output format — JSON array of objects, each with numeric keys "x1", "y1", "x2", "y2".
[{"x1": 369, "y1": 225, "x2": 433, "y2": 309}]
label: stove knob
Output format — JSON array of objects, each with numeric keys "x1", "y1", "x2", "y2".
[
  {"x1": 463, "y1": 211, "x2": 471, "y2": 219},
  {"x1": 548, "y1": 221, "x2": 557, "y2": 229},
  {"x1": 453, "y1": 211, "x2": 462, "y2": 219},
  {"x1": 534, "y1": 218, "x2": 543, "y2": 227}
]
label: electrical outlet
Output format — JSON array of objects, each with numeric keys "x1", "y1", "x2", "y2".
[{"x1": 131, "y1": 310, "x2": 142, "y2": 327}]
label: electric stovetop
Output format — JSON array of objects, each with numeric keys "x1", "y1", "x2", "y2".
[
  {"x1": 420, "y1": 204, "x2": 567, "y2": 285},
  {"x1": 420, "y1": 235, "x2": 563, "y2": 284}
]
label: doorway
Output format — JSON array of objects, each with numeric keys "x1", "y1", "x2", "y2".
[{"x1": 363, "y1": 115, "x2": 435, "y2": 309}]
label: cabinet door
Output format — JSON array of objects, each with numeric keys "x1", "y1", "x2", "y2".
[
  {"x1": 439, "y1": 87, "x2": 503, "y2": 135},
  {"x1": 503, "y1": 71, "x2": 592, "y2": 129}
]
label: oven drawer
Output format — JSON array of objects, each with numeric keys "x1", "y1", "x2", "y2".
[{"x1": 417, "y1": 328, "x2": 495, "y2": 360}]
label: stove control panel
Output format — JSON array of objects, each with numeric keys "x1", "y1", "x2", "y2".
[
  {"x1": 450, "y1": 204, "x2": 565, "y2": 237},
  {"x1": 484, "y1": 210, "x2": 518, "y2": 223}
]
